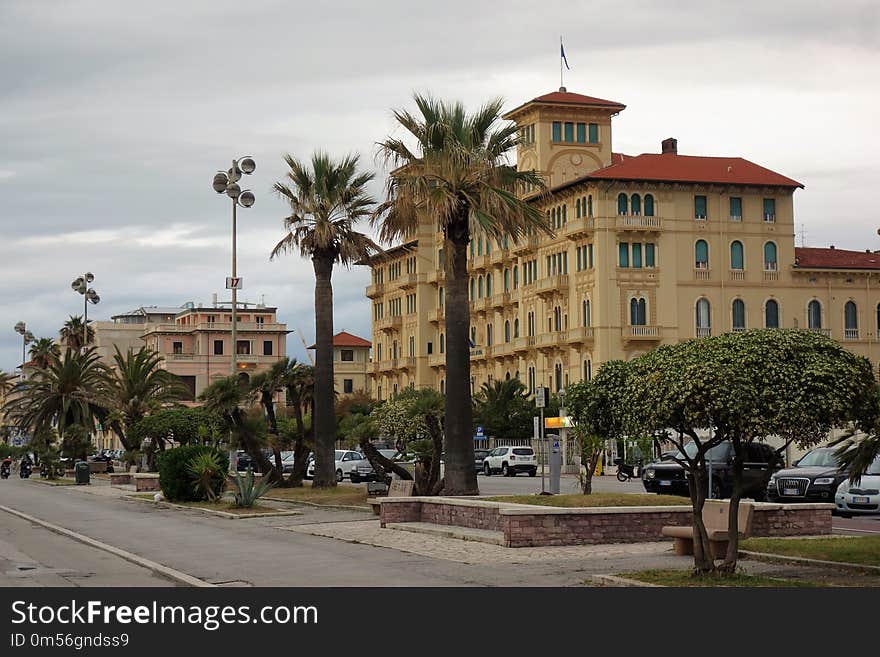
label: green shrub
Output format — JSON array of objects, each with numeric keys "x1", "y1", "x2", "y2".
[
  {"x1": 156, "y1": 446, "x2": 229, "y2": 502},
  {"x1": 186, "y1": 451, "x2": 225, "y2": 501},
  {"x1": 230, "y1": 468, "x2": 275, "y2": 508}
]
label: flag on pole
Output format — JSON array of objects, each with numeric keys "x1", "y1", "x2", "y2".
[{"x1": 560, "y1": 39, "x2": 570, "y2": 70}]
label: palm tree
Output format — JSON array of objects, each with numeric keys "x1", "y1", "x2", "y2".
[
  {"x1": 200, "y1": 376, "x2": 275, "y2": 480},
  {"x1": 250, "y1": 358, "x2": 292, "y2": 479},
  {"x1": 373, "y1": 94, "x2": 550, "y2": 494},
  {"x1": 0, "y1": 370, "x2": 16, "y2": 397},
  {"x1": 29, "y1": 338, "x2": 60, "y2": 369},
  {"x1": 270, "y1": 151, "x2": 379, "y2": 488},
  {"x1": 60, "y1": 315, "x2": 95, "y2": 351},
  {"x1": 3, "y1": 347, "x2": 108, "y2": 443},
  {"x1": 104, "y1": 346, "x2": 189, "y2": 451},
  {"x1": 473, "y1": 378, "x2": 533, "y2": 441},
  {"x1": 283, "y1": 359, "x2": 315, "y2": 487}
]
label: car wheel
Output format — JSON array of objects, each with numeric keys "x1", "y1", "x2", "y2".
[
  {"x1": 350, "y1": 474, "x2": 359, "y2": 483},
  {"x1": 838, "y1": 512, "x2": 852, "y2": 518},
  {"x1": 336, "y1": 469, "x2": 343, "y2": 483},
  {"x1": 528, "y1": 469, "x2": 536, "y2": 477},
  {"x1": 484, "y1": 463, "x2": 491, "y2": 476},
  {"x1": 502, "y1": 463, "x2": 511, "y2": 477}
]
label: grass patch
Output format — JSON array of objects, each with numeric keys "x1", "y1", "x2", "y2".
[
  {"x1": 181, "y1": 501, "x2": 283, "y2": 516},
  {"x1": 622, "y1": 569, "x2": 825, "y2": 587},
  {"x1": 741, "y1": 536, "x2": 880, "y2": 567},
  {"x1": 485, "y1": 493, "x2": 690, "y2": 508},
  {"x1": 264, "y1": 483, "x2": 369, "y2": 507},
  {"x1": 30, "y1": 477, "x2": 77, "y2": 486}
]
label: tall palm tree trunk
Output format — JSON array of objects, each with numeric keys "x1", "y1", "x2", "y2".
[
  {"x1": 312, "y1": 254, "x2": 337, "y2": 488},
  {"x1": 442, "y1": 230, "x2": 479, "y2": 495}
]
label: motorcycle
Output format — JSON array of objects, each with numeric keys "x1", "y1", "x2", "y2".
[
  {"x1": 0, "y1": 460, "x2": 11, "y2": 480},
  {"x1": 39, "y1": 463, "x2": 49, "y2": 478},
  {"x1": 19, "y1": 461, "x2": 32, "y2": 479},
  {"x1": 614, "y1": 457, "x2": 642, "y2": 482}
]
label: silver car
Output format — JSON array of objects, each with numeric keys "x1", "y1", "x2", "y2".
[{"x1": 835, "y1": 455, "x2": 880, "y2": 517}]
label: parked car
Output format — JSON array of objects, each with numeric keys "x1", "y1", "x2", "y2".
[
  {"x1": 766, "y1": 447, "x2": 847, "y2": 503},
  {"x1": 474, "y1": 449, "x2": 490, "y2": 473},
  {"x1": 306, "y1": 450, "x2": 365, "y2": 482},
  {"x1": 350, "y1": 449, "x2": 399, "y2": 483},
  {"x1": 642, "y1": 440, "x2": 783, "y2": 499},
  {"x1": 483, "y1": 446, "x2": 537, "y2": 477},
  {"x1": 835, "y1": 455, "x2": 880, "y2": 517}
]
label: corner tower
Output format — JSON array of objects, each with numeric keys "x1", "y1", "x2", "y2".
[{"x1": 503, "y1": 87, "x2": 625, "y2": 189}]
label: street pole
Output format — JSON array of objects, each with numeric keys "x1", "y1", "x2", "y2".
[
  {"x1": 83, "y1": 293, "x2": 88, "y2": 351},
  {"x1": 540, "y1": 406, "x2": 545, "y2": 494},
  {"x1": 231, "y1": 194, "x2": 238, "y2": 376}
]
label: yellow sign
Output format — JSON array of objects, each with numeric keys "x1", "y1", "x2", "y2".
[{"x1": 544, "y1": 416, "x2": 573, "y2": 429}]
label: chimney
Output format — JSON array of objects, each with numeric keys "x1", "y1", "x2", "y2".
[
  {"x1": 661, "y1": 137, "x2": 677, "y2": 155},
  {"x1": 212, "y1": 292, "x2": 218, "y2": 307},
  {"x1": 830, "y1": 245, "x2": 835, "y2": 250}
]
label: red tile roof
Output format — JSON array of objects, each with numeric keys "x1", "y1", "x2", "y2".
[
  {"x1": 582, "y1": 153, "x2": 803, "y2": 188},
  {"x1": 794, "y1": 247, "x2": 880, "y2": 270},
  {"x1": 531, "y1": 90, "x2": 626, "y2": 109},
  {"x1": 307, "y1": 331, "x2": 372, "y2": 349}
]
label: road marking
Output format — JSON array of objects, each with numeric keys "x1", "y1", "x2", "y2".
[
  {"x1": 0, "y1": 503, "x2": 214, "y2": 587},
  {"x1": 833, "y1": 526, "x2": 880, "y2": 535}
]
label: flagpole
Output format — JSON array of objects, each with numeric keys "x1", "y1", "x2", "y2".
[{"x1": 560, "y1": 36, "x2": 563, "y2": 89}]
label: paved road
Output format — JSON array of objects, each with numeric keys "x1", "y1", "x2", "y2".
[
  {"x1": 0, "y1": 478, "x2": 688, "y2": 587},
  {"x1": 831, "y1": 514, "x2": 880, "y2": 535},
  {"x1": 0, "y1": 507, "x2": 176, "y2": 587}
]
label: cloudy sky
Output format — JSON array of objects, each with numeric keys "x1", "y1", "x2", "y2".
[{"x1": 1, "y1": 0, "x2": 878, "y2": 371}]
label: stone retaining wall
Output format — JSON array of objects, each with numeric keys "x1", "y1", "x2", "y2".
[{"x1": 378, "y1": 498, "x2": 834, "y2": 548}]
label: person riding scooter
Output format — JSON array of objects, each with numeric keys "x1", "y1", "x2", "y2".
[
  {"x1": 0, "y1": 457, "x2": 12, "y2": 479},
  {"x1": 19, "y1": 455, "x2": 32, "y2": 479}
]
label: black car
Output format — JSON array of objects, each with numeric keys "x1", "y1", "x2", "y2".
[
  {"x1": 766, "y1": 447, "x2": 846, "y2": 503},
  {"x1": 642, "y1": 440, "x2": 783, "y2": 499},
  {"x1": 350, "y1": 449, "x2": 399, "y2": 483},
  {"x1": 474, "y1": 449, "x2": 490, "y2": 473}
]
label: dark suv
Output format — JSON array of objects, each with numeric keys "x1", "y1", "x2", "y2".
[
  {"x1": 766, "y1": 447, "x2": 846, "y2": 503},
  {"x1": 642, "y1": 441, "x2": 784, "y2": 499}
]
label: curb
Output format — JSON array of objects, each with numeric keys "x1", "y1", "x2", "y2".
[
  {"x1": 127, "y1": 496, "x2": 302, "y2": 520},
  {"x1": 591, "y1": 574, "x2": 665, "y2": 587},
  {"x1": 262, "y1": 496, "x2": 371, "y2": 513},
  {"x1": 0, "y1": 503, "x2": 214, "y2": 587},
  {"x1": 739, "y1": 549, "x2": 880, "y2": 573}
]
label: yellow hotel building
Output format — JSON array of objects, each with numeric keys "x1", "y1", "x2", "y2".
[{"x1": 364, "y1": 88, "x2": 880, "y2": 400}]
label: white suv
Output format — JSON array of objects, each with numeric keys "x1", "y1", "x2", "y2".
[
  {"x1": 483, "y1": 446, "x2": 537, "y2": 477},
  {"x1": 306, "y1": 450, "x2": 365, "y2": 482}
]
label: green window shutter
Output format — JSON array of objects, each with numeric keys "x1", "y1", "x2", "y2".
[
  {"x1": 765, "y1": 300, "x2": 779, "y2": 328},
  {"x1": 632, "y1": 243, "x2": 642, "y2": 268},
  {"x1": 763, "y1": 198, "x2": 776, "y2": 220},
  {"x1": 631, "y1": 194, "x2": 641, "y2": 215},
  {"x1": 618, "y1": 243, "x2": 629, "y2": 268},
  {"x1": 764, "y1": 242, "x2": 777, "y2": 267},
  {"x1": 588, "y1": 244, "x2": 593, "y2": 268},
  {"x1": 617, "y1": 193, "x2": 628, "y2": 215},
  {"x1": 564, "y1": 122, "x2": 574, "y2": 142},
  {"x1": 576, "y1": 198, "x2": 581, "y2": 218},
  {"x1": 694, "y1": 196, "x2": 707, "y2": 219},
  {"x1": 645, "y1": 243, "x2": 655, "y2": 267},
  {"x1": 733, "y1": 300, "x2": 745, "y2": 329},
  {"x1": 577, "y1": 248, "x2": 582, "y2": 271},
  {"x1": 695, "y1": 240, "x2": 709, "y2": 266},
  {"x1": 729, "y1": 197, "x2": 742, "y2": 218},
  {"x1": 576, "y1": 123, "x2": 586, "y2": 143},
  {"x1": 552, "y1": 122, "x2": 562, "y2": 141},
  {"x1": 731, "y1": 241, "x2": 744, "y2": 270},
  {"x1": 588, "y1": 123, "x2": 598, "y2": 143},
  {"x1": 644, "y1": 194, "x2": 654, "y2": 217}
]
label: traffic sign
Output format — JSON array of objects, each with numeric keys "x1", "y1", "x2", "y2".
[
  {"x1": 226, "y1": 277, "x2": 243, "y2": 290},
  {"x1": 476, "y1": 426, "x2": 484, "y2": 437},
  {"x1": 534, "y1": 386, "x2": 548, "y2": 408}
]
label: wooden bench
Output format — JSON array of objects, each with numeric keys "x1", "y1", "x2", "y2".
[
  {"x1": 661, "y1": 500, "x2": 754, "y2": 559},
  {"x1": 369, "y1": 479, "x2": 413, "y2": 515}
]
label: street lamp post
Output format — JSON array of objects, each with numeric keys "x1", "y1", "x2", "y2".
[
  {"x1": 212, "y1": 156, "x2": 256, "y2": 376},
  {"x1": 71, "y1": 273, "x2": 100, "y2": 350},
  {"x1": 13, "y1": 321, "x2": 34, "y2": 379}
]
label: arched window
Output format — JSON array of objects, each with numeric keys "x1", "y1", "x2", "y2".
[
  {"x1": 845, "y1": 301, "x2": 858, "y2": 339},
  {"x1": 505, "y1": 371, "x2": 511, "y2": 381},
  {"x1": 576, "y1": 198, "x2": 582, "y2": 218},
  {"x1": 478, "y1": 275, "x2": 484, "y2": 298},
  {"x1": 587, "y1": 195, "x2": 593, "y2": 217},
  {"x1": 513, "y1": 265, "x2": 519, "y2": 289},
  {"x1": 732, "y1": 299, "x2": 745, "y2": 331},
  {"x1": 438, "y1": 287, "x2": 444, "y2": 309},
  {"x1": 764, "y1": 242, "x2": 778, "y2": 271},
  {"x1": 487, "y1": 324, "x2": 493, "y2": 346},
  {"x1": 440, "y1": 379, "x2": 445, "y2": 394},
  {"x1": 554, "y1": 306, "x2": 562, "y2": 332},
  {"x1": 765, "y1": 300, "x2": 779, "y2": 328},
  {"x1": 696, "y1": 298, "x2": 711, "y2": 336},
  {"x1": 470, "y1": 278, "x2": 475, "y2": 300},
  {"x1": 730, "y1": 241, "x2": 744, "y2": 270},
  {"x1": 503, "y1": 269, "x2": 510, "y2": 292},
  {"x1": 582, "y1": 299, "x2": 591, "y2": 327},
  {"x1": 486, "y1": 273, "x2": 492, "y2": 297},
  {"x1": 514, "y1": 318, "x2": 520, "y2": 338},
  {"x1": 617, "y1": 193, "x2": 628, "y2": 215},
  {"x1": 808, "y1": 300, "x2": 822, "y2": 329},
  {"x1": 504, "y1": 320, "x2": 511, "y2": 343},
  {"x1": 477, "y1": 235, "x2": 483, "y2": 256},
  {"x1": 631, "y1": 194, "x2": 641, "y2": 215},
  {"x1": 440, "y1": 333, "x2": 445, "y2": 353},
  {"x1": 471, "y1": 326, "x2": 477, "y2": 344},
  {"x1": 583, "y1": 359, "x2": 592, "y2": 381},
  {"x1": 695, "y1": 240, "x2": 709, "y2": 268},
  {"x1": 644, "y1": 194, "x2": 655, "y2": 217},
  {"x1": 555, "y1": 363, "x2": 563, "y2": 392},
  {"x1": 630, "y1": 298, "x2": 646, "y2": 326}
]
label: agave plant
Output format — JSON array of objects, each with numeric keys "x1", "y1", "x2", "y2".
[
  {"x1": 186, "y1": 451, "x2": 225, "y2": 502},
  {"x1": 231, "y1": 467, "x2": 276, "y2": 508}
]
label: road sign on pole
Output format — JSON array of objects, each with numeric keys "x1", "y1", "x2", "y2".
[
  {"x1": 226, "y1": 277, "x2": 243, "y2": 290},
  {"x1": 535, "y1": 386, "x2": 548, "y2": 408}
]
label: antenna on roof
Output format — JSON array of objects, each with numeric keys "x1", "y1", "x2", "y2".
[{"x1": 798, "y1": 224, "x2": 807, "y2": 247}]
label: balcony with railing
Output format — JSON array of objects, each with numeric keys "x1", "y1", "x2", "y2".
[
  {"x1": 763, "y1": 262, "x2": 779, "y2": 281},
  {"x1": 844, "y1": 328, "x2": 860, "y2": 341},
  {"x1": 428, "y1": 354, "x2": 445, "y2": 368},
  {"x1": 562, "y1": 218, "x2": 595, "y2": 240},
  {"x1": 376, "y1": 315, "x2": 402, "y2": 332},
  {"x1": 693, "y1": 267, "x2": 711, "y2": 281},
  {"x1": 493, "y1": 343, "x2": 513, "y2": 357},
  {"x1": 536, "y1": 332, "x2": 565, "y2": 350},
  {"x1": 729, "y1": 215, "x2": 742, "y2": 222},
  {"x1": 165, "y1": 353, "x2": 196, "y2": 361},
  {"x1": 763, "y1": 213, "x2": 776, "y2": 223},
  {"x1": 490, "y1": 292, "x2": 510, "y2": 309},
  {"x1": 471, "y1": 297, "x2": 492, "y2": 314},
  {"x1": 567, "y1": 327, "x2": 594, "y2": 344},
  {"x1": 398, "y1": 356, "x2": 417, "y2": 370},
  {"x1": 729, "y1": 269, "x2": 745, "y2": 281},
  {"x1": 809, "y1": 327, "x2": 832, "y2": 337},
  {"x1": 512, "y1": 236, "x2": 539, "y2": 255},
  {"x1": 426, "y1": 269, "x2": 447, "y2": 284},
  {"x1": 615, "y1": 215, "x2": 662, "y2": 231},
  {"x1": 513, "y1": 336, "x2": 536, "y2": 353},
  {"x1": 695, "y1": 327, "x2": 712, "y2": 338},
  {"x1": 470, "y1": 255, "x2": 490, "y2": 272},
  {"x1": 536, "y1": 275, "x2": 569, "y2": 297},
  {"x1": 144, "y1": 322, "x2": 287, "y2": 335},
  {"x1": 366, "y1": 282, "x2": 385, "y2": 298},
  {"x1": 430, "y1": 307, "x2": 445, "y2": 324},
  {"x1": 399, "y1": 273, "x2": 425, "y2": 289},
  {"x1": 623, "y1": 325, "x2": 661, "y2": 341},
  {"x1": 490, "y1": 248, "x2": 512, "y2": 266}
]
